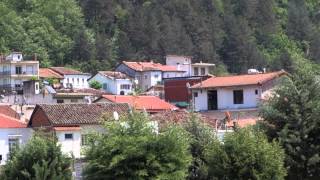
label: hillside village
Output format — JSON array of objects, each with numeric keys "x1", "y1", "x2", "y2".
[{"x1": 0, "y1": 52, "x2": 286, "y2": 165}]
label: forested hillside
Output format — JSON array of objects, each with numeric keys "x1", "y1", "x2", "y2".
[{"x1": 1, "y1": 0, "x2": 320, "y2": 74}]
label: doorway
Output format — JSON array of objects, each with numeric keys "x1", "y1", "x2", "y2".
[{"x1": 208, "y1": 90, "x2": 218, "y2": 110}]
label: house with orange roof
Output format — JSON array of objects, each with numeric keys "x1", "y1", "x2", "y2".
[
  {"x1": 94, "y1": 95, "x2": 178, "y2": 113},
  {"x1": 115, "y1": 61, "x2": 185, "y2": 90},
  {"x1": 190, "y1": 70, "x2": 286, "y2": 111},
  {"x1": 0, "y1": 113, "x2": 32, "y2": 165},
  {"x1": 89, "y1": 71, "x2": 133, "y2": 95}
]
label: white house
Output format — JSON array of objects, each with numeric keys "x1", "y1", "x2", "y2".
[
  {"x1": 0, "y1": 113, "x2": 32, "y2": 165},
  {"x1": 0, "y1": 52, "x2": 39, "y2": 94},
  {"x1": 165, "y1": 55, "x2": 215, "y2": 77},
  {"x1": 89, "y1": 71, "x2": 133, "y2": 95},
  {"x1": 49, "y1": 67, "x2": 91, "y2": 89},
  {"x1": 115, "y1": 61, "x2": 185, "y2": 91},
  {"x1": 190, "y1": 71, "x2": 286, "y2": 111},
  {"x1": 28, "y1": 103, "x2": 130, "y2": 158}
]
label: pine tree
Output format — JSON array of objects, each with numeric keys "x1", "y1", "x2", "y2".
[{"x1": 260, "y1": 67, "x2": 320, "y2": 179}]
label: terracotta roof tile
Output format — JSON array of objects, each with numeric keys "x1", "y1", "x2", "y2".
[
  {"x1": 0, "y1": 105, "x2": 20, "y2": 119},
  {"x1": 100, "y1": 95, "x2": 178, "y2": 112},
  {"x1": 50, "y1": 67, "x2": 89, "y2": 75},
  {"x1": 191, "y1": 71, "x2": 286, "y2": 89},
  {"x1": 31, "y1": 103, "x2": 130, "y2": 126},
  {"x1": 39, "y1": 68, "x2": 63, "y2": 79},
  {"x1": 123, "y1": 61, "x2": 184, "y2": 72},
  {"x1": 98, "y1": 71, "x2": 130, "y2": 79},
  {"x1": 0, "y1": 114, "x2": 26, "y2": 128},
  {"x1": 56, "y1": 88, "x2": 111, "y2": 96},
  {"x1": 53, "y1": 126, "x2": 81, "y2": 131}
]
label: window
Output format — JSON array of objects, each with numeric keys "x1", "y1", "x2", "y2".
[
  {"x1": 194, "y1": 67, "x2": 199, "y2": 76},
  {"x1": 72, "y1": 78, "x2": 74, "y2": 83},
  {"x1": 81, "y1": 134, "x2": 90, "y2": 146},
  {"x1": 15, "y1": 66, "x2": 22, "y2": 74},
  {"x1": 144, "y1": 75, "x2": 148, "y2": 79},
  {"x1": 201, "y1": 68, "x2": 205, "y2": 75},
  {"x1": 255, "y1": 89, "x2": 259, "y2": 95},
  {"x1": 77, "y1": 78, "x2": 79, "y2": 84},
  {"x1": 120, "y1": 84, "x2": 131, "y2": 90},
  {"x1": 57, "y1": 99, "x2": 64, "y2": 103},
  {"x1": 154, "y1": 74, "x2": 159, "y2": 78},
  {"x1": 103, "y1": 83, "x2": 108, "y2": 90},
  {"x1": 233, "y1": 90, "x2": 244, "y2": 104},
  {"x1": 67, "y1": 78, "x2": 70, "y2": 83},
  {"x1": 71, "y1": 99, "x2": 78, "y2": 103},
  {"x1": 35, "y1": 84, "x2": 39, "y2": 91},
  {"x1": 194, "y1": 92, "x2": 198, "y2": 97},
  {"x1": 8, "y1": 138, "x2": 19, "y2": 154},
  {"x1": 65, "y1": 133, "x2": 73, "y2": 140},
  {"x1": 82, "y1": 79, "x2": 84, "y2": 84}
]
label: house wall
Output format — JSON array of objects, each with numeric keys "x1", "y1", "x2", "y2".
[
  {"x1": 166, "y1": 56, "x2": 192, "y2": 76},
  {"x1": 191, "y1": 66, "x2": 210, "y2": 76},
  {"x1": 193, "y1": 85, "x2": 262, "y2": 111},
  {"x1": 62, "y1": 74, "x2": 90, "y2": 89},
  {"x1": 56, "y1": 130, "x2": 81, "y2": 158},
  {"x1": 89, "y1": 73, "x2": 133, "y2": 95},
  {"x1": 162, "y1": 72, "x2": 185, "y2": 79},
  {"x1": 55, "y1": 125, "x2": 105, "y2": 159},
  {"x1": 0, "y1": 128, "x2": 33, "y2": 165}
]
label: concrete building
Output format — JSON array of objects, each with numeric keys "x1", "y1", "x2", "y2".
[
  {"x1": 0, "y1": 52, "x2": 39, "y2": 94},
  {"x1": 190, "y1": 71, "x2": 286, "y2": 111},
  {"x1": 49, "y1": 67, "x2": 91, "y2": 89},
  {"x1": 0, "y1": 113, "x2": 32, "y2": 165},
  {"x1": 89, "y1": 71, "x2": 133, "y2": 95},
  {"x1": 116, "y1": 61, "x2": 185, "y2": 91},
  {"x1": 165, "y1": 55, "x2": 215, "y2": 77},
  {"x1": 28, "y1": 103, "x2": 129, "y2": 158}
]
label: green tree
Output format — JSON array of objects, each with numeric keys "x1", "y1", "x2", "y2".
[
  {"x1": 206, "y1": 128, "x2": 286, "y2": 179},
  {"x1": 83, "y1": 111, "x2": 192, "y2": 179},
  {"x1": 260, "y1": 68, "x2": 320, "y2": 179},
  {"x1": 183, "y1": 114, "x2": 216, "y2": 180},
  {"x1": 89, "y1": 80, "x2": 102, "y2": 89},
  {"x1": 1, "y1": 134, "x2": 72, "y2": 180}
]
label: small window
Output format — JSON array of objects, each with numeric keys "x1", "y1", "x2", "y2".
[
  {"x1": 233, "y1": 90, "x2": 244, "y2": 104},
  {"x1": 72, "y1": 78, "x2": 74, "y2": 83},
  {"x1": 71, "y1": 99, "x2": 78, "y2": 103},
  {"x1": 82, "y1": 79, "x2": 84, "y2": 83},
  {"x1": 194, "y1": 92, "x2": 198, "y2": 97},
  {"x1": 201, "y1": 68, "x2": 205, "y2": 75},
  {"x1": 194, "y1": 67, "x2": 199, "y2": 76},
  {"x1": 120, "y1": 84, "x2": 130, "y2": 90},
  {"x1": 15, "y1": 66, "x2": 22, "y2": 74},
  {"x1": 67, "y1": 78, "x2": 70, "y2": 83},
  {"x1": 255, "y1": 89, "x2": 258, "y2": 95},
  {"x1": 8, "y1": 138, "x2": 19, "y2": 154},
  {"x1": 103, "y1": 83, "x2": 108, "y2": 90},
  {"x1": 154, "y1": 74, "x2": 159, "y2": 78},
  {"x1": 81, "y1": 134, "x2": 89, "y2": 146},
  {"x1": 65, "y1": 134, "x2": 73, "y2": 140},
  {"x1": 144, "y1": 75, "x2": 148, "y2": 79},
  {"x1": 57, "y1": 99, "x2": 64, "y2": 104},
  {"x1": 35, "y1": 84, "x2": 39, "y2": 91},
  {"x1": 77, "y1": 78, "x2": 79, "y2": 84}
]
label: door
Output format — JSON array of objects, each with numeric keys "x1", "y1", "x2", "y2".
[{"x1": 208, "y1": 90, "x2": 218, "y2": 110}]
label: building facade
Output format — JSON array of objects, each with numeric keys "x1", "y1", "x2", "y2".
[
  {"x1": 49, "y1": 67, "x2": 91, "y2": 89},
  {"x1": 0, "y1": 52, "x2": 39, "y2": 94},
  {"x1": 89, "y1": 71, "x2": 133, "y2": 95},
  {"x1": 191, "y1": 71, "x2": 286, "y2": 111}
]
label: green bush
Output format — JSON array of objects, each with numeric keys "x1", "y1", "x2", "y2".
[
  {"x1": 1, "y1": 134, "x2": 72, "y2": 180},
  {"x1": 89, "y1": 80, "x2": 102, "y2": 89},
  {"x1": 207, "y1": 128, "x2": 286, "y2": 180},
  {"x1": 83, "y1": 111, "x2": 192, "y2": 179}
]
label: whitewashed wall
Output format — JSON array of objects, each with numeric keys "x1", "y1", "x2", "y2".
[
  {"x1": 0, "y1": 128, "x2": 33, "y2": 165},
  {"x1": 193, "y1": 85, "x2": 262, "y2": 111},
  {"x1": 56, "y1": 130, "x2": 81, "y2": 159},
  {"x1": 62, "y1": 74, "x2": 90, "y2": 89}
]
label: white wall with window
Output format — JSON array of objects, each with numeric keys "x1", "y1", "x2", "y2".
[
  {"x1": 56, "y1": 130, "x2": 81, "y2": 158},
  {"x1": 62, "y1": 74, "x2": 90, "y2": 89},
  {"x1": 0, "y1": 128, "x2": 32, "y2": 165},
  {"x1": 192, "y1": 85, "x2": 262, "y2": 111}
]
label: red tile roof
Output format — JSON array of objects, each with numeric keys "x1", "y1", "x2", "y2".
[
  {"x1": 100, "y1": 95, "x2": 178, "y2": 112},
  {"x1": 50, "y1": 67, "x2": 89, "y2": 75},
  {"x1": 123, "y1": 61, "x2": 184, "y2": 72},
  {"x1": 39, "y1": 68, "x2": 63, "y2": 79},
  {"x1": 191, "y1": 71, "x2": 286, "y2": 89},
  {"x1": 0, "y1": 105, "x2": 20, "y2": 119},
  {"x1": 98, "y1": 71, "x2": 130, "y2": 79},
  {"x1": 0, "y1": 114, "x2": 27, "y2": 128}
]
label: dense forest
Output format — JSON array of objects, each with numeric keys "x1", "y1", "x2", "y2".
[{"x1": 1, "y1": 0, "x2": 320, "y2": 74}]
